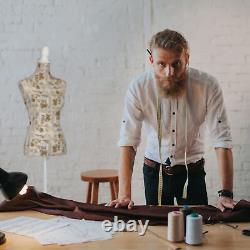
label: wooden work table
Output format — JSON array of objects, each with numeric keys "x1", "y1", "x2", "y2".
[{"x1": 0, "y1": 211, "x2": 249, "y2": 250}]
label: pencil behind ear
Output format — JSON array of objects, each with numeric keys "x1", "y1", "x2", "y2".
[{"x1": 146, "y1": 49, "x2": 153, "y2": 64}]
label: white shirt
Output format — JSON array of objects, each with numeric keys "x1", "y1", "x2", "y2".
[{"x1": 118, "y1": 67, "x2": 232, "y2": 166}]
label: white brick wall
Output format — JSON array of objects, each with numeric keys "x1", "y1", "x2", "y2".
[{"x1": 0, "y1": 0, "x2": 249, "y2": 205}]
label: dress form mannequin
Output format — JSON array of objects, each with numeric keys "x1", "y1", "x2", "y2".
[{"x1": 19, "y1": 47, "x2": 67, "y2": 192}]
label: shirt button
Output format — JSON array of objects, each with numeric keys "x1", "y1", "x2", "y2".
[
  {"x1": 172, "y1": 144, "x2": 175, "y2": 147},
  {"x1": 172, "y1": 129, "x2": 175, "y2": 132},
  {"x1": 172, "y1": 112, "x2": 175, "y2": 115}
]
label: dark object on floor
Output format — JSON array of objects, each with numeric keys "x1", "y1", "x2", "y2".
[
  {"x1": 242, "y1": 229, "x2": 250, "y2": 236},
  {"x1": 0, "y1": 232, "x2": 6, "y2": 245}
]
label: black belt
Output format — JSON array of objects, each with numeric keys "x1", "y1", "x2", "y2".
[{"x1": 144, "y1": 157, "x2": 205, "y2": 175}]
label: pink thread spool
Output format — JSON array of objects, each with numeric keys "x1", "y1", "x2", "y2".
[{"x1": 167, "y1": 211, "x2": 184, "y2": 242}]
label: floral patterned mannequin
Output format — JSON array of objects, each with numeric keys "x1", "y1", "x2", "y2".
[{"x1": 19, "y1": 53, "x2": 66, "y2": 156}]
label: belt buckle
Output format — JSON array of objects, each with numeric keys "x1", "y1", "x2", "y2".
[{"x1": 163, "y1": 166, "x2": 174, "y2": 175}]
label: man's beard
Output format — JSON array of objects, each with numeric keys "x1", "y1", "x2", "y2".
[{"x1": 155, "y1": 73, "x2": 187, "y2": 99}]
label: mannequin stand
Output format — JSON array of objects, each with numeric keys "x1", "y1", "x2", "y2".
[{"x1": 43, "y1": 157, "x2": 47, "y2": 193}]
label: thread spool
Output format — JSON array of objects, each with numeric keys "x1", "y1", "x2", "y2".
[
  {"x1": 167, "y1": 211, "x2": 184, "y2": 242},
  {"x1": 180, "y1": 205, "x2": 193, "y2": 236},
  {"x1": 185, "y1": 213, "x2": 203, "y2": 245}
]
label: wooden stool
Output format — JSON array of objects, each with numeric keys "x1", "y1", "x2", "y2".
[{"x1": 81, "y1": 169, "x2": 119, "y2": 204}]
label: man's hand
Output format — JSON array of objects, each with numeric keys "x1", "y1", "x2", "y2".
[
  {"x1": 105, "y1": 197, "x2": 134, "y2": 209},
  {"x1": 217, "y1": 196, "x2": 237, "y2": 212},
  {"x1": 107, "y1": 147, "x2": 135, "y2": 210}
]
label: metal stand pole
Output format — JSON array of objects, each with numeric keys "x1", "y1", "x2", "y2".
[{"x1": 43, "y1": 157, "x2": 47, "y2": 193}]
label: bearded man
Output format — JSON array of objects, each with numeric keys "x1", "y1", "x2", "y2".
[{"x1": 107, "y1": 29, "x2": 235, "y2": 212}]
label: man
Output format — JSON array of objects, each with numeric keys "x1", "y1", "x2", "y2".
[{"x1": 107, "y1": 29, "x2": 236, "y2": 212}]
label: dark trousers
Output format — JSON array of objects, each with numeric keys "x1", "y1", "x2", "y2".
[{"x1": 143, "y1": 158, "x2": 208, "y2": 205}]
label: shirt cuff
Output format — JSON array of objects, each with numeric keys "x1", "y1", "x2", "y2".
[
  {"x1": 117, "y1": 137, "x2": 141, "y2": 150},
  {"x1": 213, "y1": 141, "x2": 233, "y2": 149}
]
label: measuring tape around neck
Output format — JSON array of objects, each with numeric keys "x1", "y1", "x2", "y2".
[
  {"x1": 157, "y1": 97, "x2": 163, "y2": 206},
  {"x1": 156, "y1": 69, "x2": 190, "y2": 205}
]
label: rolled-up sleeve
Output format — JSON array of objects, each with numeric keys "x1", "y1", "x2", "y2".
[
  {"x1": 206, "y1": 79, "x2": 232, "y2": 148},
  {"x1": 118, "y1": 80, "x2": 144, "y2": 150}
]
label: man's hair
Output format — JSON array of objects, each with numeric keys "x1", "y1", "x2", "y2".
[{"x1": 149, "y1": 29, "x2": 188, "y2": 54}]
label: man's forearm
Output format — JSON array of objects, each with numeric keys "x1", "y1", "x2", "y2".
[
  {"x1": 215, "y1": 148, "x2": 233, "y2": 191},
  {"x1": 118, "y1": 146, "x2": 136, "y2": 199}
]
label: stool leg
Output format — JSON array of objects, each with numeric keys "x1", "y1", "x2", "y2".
[
  {"x1": 110, "y1": 182, "x2": 116, "y2": 200},
  {"x1": 114, "y1": 181, "x2": 119, "y2": 199},
  {"x1": 110, "y1": 181, "x2": 119, "y2": 200},
  {"x1": 91, "y1": 182, "x2": 99, "y2": 204},
  {"x1": 86, "y1": 182, "x2": 92, "y2": 203}
]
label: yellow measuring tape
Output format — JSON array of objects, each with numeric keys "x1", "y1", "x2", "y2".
[{"x1": 157, "y1": 97, "x2": 163, "y2": 206}]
